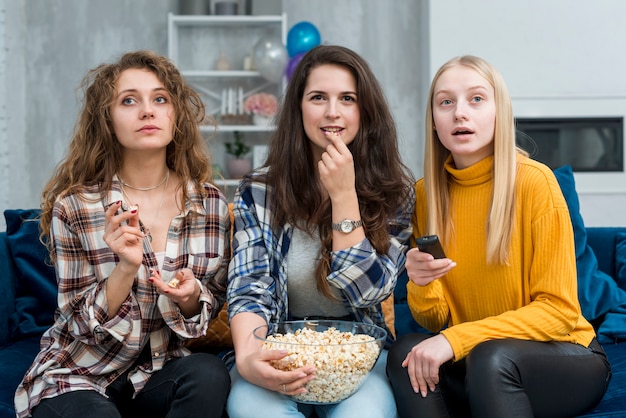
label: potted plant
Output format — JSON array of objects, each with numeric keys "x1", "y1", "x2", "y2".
[{"x1": 224, "y1": 131, "x2": 252, "y2": 178}]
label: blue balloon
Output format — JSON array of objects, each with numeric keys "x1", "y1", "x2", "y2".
[{"x1": 287, "y1": 21, "x2": 321, "y2": 57}]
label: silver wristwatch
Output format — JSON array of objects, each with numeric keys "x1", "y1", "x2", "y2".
[{"x1": 331, "y1": 219, "x2": 363, "y2": 233}]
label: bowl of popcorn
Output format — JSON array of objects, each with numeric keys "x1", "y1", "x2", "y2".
[{"x1": 255, "y1": 320, "x2": 387, "y2": 404}]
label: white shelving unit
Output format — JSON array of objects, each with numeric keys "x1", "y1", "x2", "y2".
[{"x1": 167, "y1": 13, "x2": 287, "y2": 194}]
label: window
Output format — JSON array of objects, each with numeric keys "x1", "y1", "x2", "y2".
[{"x1": 515, "y1": 117, "x2": 623, "y2": 173}]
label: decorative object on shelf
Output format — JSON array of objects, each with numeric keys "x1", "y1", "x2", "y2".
[
  {"x1": 214, "y1": 1, "x2": 238, "y2": 15},
  {"x1": 285, "y1": 52, "x2": 306, "y2": 80},
  {"x1": 253, "y1": 114, "x2": 273, "y2": 126},
  {"x1": 179, "y1": 0, "x2": 210, "y2": 15},
  {"x1": 244, "y1": 92, "x2": 278, "y2": 124},
  {"x1": 243, "y1": 54, "x2": 254, "y2": 71},
  {"x1": 252, "y1": 35, "x2": 288, "y2": 83},
  {"x1": 225, "y1": 131, "x2": 252, "y2": 178},
  {"x1": 215, "y1": 51, "x2": 231, "y2": 71},
  {"x1": 220, "y1": 87, "x2": 251, "y2": 125},
  {"x1": 286, "y1": 21, "x2": 321, "y2": 57}
]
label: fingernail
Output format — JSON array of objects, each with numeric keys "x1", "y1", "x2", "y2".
[
  {"x1": 116, "y1": 200, "x2": 121, "y2": 205},
  {"x1": 131, "y1": 209, "x2": 137, "y2": 214},
  {"x1": 421, "y1": 390, "x2": 427, "y2": 398}
]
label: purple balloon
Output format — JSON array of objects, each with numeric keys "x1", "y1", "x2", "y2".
[{"x1": 285, "y1": 52, "x2": 306, "y2": 80}]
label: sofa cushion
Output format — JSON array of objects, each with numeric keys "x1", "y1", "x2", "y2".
[
  {"x1": 554, "y1": 166, "x2": 626, "y2": 343},
  {"x1": 617, "y1": 233, "x2": 626, "y2": 291},
  {"x1": 0, "y1": 336, "x2": 42, "y2": 418},
  {"x1": 4, "y1": 210, "x2": 57, "y2": 341}
]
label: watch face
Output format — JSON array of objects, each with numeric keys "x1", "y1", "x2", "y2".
[{"x1": 340, "y1": 220, "x2": 353, "y2": 233}]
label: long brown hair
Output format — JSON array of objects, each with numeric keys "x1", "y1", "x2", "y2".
[
  {"x1": 259, "y1": 45, "x2": 413, "y2": 298},
  {"x1": 39, "y1": 50, "x2": 214, "y2": 252}
]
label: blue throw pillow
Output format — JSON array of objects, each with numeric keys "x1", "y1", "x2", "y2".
[
  {"x1": 554, "y1": 166, "x2": 626, "y2": 343},
  {"x1": 617, "y1": 232, "x2": 626, "y2": 290},
  {"x1": 4, "y1": 209, "x2": 57, "y2": 341}
]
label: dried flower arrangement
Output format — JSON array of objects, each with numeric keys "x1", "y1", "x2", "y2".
[{"x1": 244, "y1": 93, "x2": 278, "y2": 117}]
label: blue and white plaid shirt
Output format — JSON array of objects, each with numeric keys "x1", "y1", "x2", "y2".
[{"x1": 227, "y1": 173, "x2": 414, "y2": 347}]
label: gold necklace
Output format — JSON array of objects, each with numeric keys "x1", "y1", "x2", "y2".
[
  {"x1": 119, "y1": 171, "x2": 170, "y2": 242},
  {"x1": 119, "y1": 171, "x2": 169, "y2": 191}
]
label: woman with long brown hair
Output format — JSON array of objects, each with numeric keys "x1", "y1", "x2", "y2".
[{"x1": 227, "y1": 44, "x2": 414, "y2": 418}]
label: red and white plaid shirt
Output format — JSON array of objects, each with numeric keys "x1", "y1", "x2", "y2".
[{"x1": 15, "y1": 178, "x2": 230, "y2": 417}]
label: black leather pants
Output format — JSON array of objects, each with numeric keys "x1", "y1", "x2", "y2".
[{"x1": 386, "y1": 333, "x2": 611, "y2": 418}]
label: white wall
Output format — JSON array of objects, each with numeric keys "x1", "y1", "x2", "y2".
[{"x1": 428, "y1": 0, "x2": 626, "y2": 226}]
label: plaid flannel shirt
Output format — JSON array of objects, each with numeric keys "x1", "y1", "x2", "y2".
[
  {"x1": 15, "y1": 178, "x2": 230, "y2": 417},
  {"x1": 227, "y1": 173, "x2": 414, "y2": 347}
]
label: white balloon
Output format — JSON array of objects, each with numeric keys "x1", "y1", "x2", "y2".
[{"x1": 253, "y1": 35, "x2": 288, "y2": 83}]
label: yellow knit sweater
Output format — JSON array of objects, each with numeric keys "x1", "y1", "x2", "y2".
[{"x1": 408, "y1": 154, "x2": 595, "y2": 361}]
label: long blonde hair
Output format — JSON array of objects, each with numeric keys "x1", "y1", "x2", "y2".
[{"x1": 424, "y1": 55, "x2": 527, "y2": 264}]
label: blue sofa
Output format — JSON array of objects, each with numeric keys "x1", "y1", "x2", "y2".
[
  {"x1": 394, "y1": 165, "x2": 626, "y2": 417},
  {"x1": 1, "y1": 167, "x2": 626, "y2": 417}
]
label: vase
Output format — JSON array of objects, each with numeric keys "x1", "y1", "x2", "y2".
[
  {"x1": 227, "y1": 158, "x2": 252, "y2": 179},
  {"x1": 253, "y1": 114, "x2": 273, "y2": 126}
]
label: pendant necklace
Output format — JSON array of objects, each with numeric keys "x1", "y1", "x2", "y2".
[{"x1": 119, "y1": 170, "x2": 170, "y2": 242}]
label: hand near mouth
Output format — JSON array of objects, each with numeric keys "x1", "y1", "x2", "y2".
[{"x1": 318, "y1": 130, "x2": 356, "y2": 203}]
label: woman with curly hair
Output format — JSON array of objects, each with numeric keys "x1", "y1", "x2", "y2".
[{"x1": 15, "y1": 50, "x2": 230, "y2": 418}]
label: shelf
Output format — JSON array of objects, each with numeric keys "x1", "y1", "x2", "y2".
[
  {"x1": 169, "y1": 14, "x2": 286, "y2": 27},
  {"x1": 182, "y1": 70, "x2": 264, "y2": 78},
  {"x1": 201, "y1": 124, "x2": 275, "y2": 133},
  {"x1": 168, "y1": 11, "x2": 285, "y2": 195}
]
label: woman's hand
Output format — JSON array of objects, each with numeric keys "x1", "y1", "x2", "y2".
[
  {"x1": 402, "y1": 334, "x2": 454, "y2": 397},
  {"x1": 149, "y1": 268, "x2": 202, "y2": 317},
  {"x1": 237, "y1": 348, "x2": 317, "y2": 396},
  {"x1": 318, "y1": 131, "x2": 356, "y2": 201},
  {"x1": 405, "y1": 247, "x2": 456, "y2": 286},
  {"x1": 103, "y1": 201, "x2": 144, "y2": 269}
]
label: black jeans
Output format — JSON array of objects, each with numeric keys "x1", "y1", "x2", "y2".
[
  {"x1": 386, "y1": 333, "x2": 612, "y2": 418},
  {"x1": 32, "y1": 353, "x2": 230, "y2": 418}
]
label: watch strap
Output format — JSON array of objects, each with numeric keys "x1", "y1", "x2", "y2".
[{"x1": 331, "y1": 219, "x2": 363, "y2": 232}]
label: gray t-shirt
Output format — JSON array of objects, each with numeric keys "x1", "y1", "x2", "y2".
[{"x1": 286, "y1": 226, "x2": 349, "y2": 318}]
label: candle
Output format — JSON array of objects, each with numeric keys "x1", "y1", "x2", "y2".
[
  {"x1": 238, "y1": 87, "x2": 244, "y2": 115},
  {"x1": 228, "y1": 89, "x2": 235, "y2": 115},
  {"x1": 221, "y1": 89, "x2": 227, "y2": 115}
]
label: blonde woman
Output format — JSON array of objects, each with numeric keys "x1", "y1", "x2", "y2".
[{"x1": 386, "y1": 55, "x2": 611, "y2": 418}]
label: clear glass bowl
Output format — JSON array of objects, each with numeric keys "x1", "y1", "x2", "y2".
[{"x1": 254, "y1": 320, "x2": 387, "y2": 404}]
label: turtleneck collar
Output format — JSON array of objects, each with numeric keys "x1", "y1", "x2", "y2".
[{"x1": 444, "y1": 154, "x2": 494, "y2": 187}]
